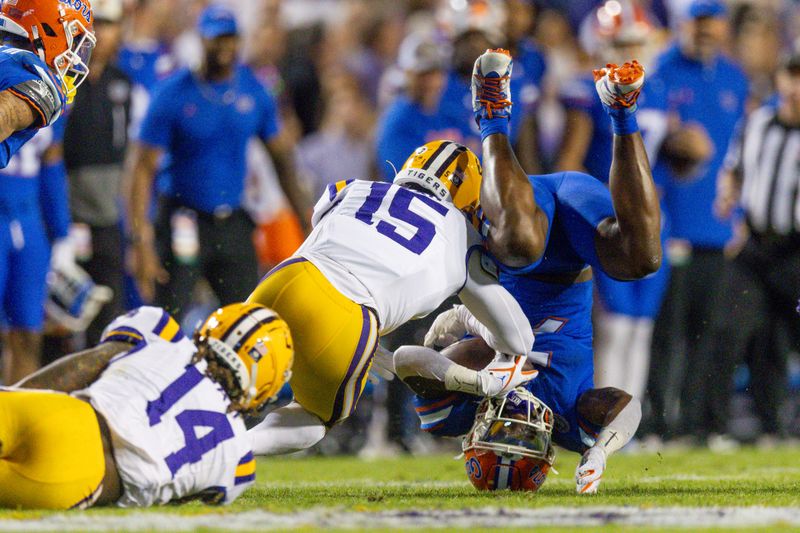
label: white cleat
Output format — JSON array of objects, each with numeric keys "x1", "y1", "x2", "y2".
[{"x1": 471, "y1": 48, "x2": 513, "y2": 122}]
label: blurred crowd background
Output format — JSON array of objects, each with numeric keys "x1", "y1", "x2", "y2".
[{"x1": 2, "y1": 0, "x2": 800, "y2": 456}]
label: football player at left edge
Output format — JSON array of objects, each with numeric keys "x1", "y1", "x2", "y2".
[{"x1": 0, "y1": 0, "x2": 95, "y2": 167}]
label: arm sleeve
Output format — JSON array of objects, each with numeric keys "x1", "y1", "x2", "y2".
[
  {"x1": 722, "y1": 117, "x2": 745, "y2": 179},
  {"x1": 556, "y1": 171, "x2": 616, "y2": 271},
  {"x1": 458, "y1": 248, "x2": 534, "y2": 356},
  {"x1": 310, "y1": 179, "x2": 354, "y2": 227},
  {"x1": 4, "y1": 50, "x2": 65, "y2": 127},
  {"x1": 101, "y1": 306, "x2": 185, "y2": 346},
  {"x1": 38, "y1": 155, "x2": 70, "y2": 240},
  {"x1": 138, "y1": 84, "x2": 175, "y2": 149}
]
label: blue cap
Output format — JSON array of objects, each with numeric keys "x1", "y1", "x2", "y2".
[
  {"x1": 688, "y1": 0, "x2": 727, "y2": 19},
  {"x1": 198, "y1": 5, "x2": 239, "y2": 39}
]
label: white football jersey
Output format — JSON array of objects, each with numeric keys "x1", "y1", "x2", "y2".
[
  {"x1": 298, "y1": 180, "x2": 484, "y2": 333},
  {"x1": 73, "y1": 307, "x2": 255, "y2": 507}
]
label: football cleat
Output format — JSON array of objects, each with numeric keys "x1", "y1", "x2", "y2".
[
  {"x1": 195, "y1": 303, "x2": 294, "y2": 411},
  {"x1": 463, "y1": 387, "x2": 555, "y2": 492},
  {"x1": 482, "y1": 354, "x2": 538, "y2": 398},
  {"x1": 575, "y1": 445, "x2": 607, "y2": 494},
  {"x1": 471, "y1": 48, "x2": 513, "y2": 123},
  {"x1": 593, "y1": 60, "x2": 645, "y2": 111}
]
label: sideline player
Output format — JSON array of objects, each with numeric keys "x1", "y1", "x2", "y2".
[
  {"x1": 2, "y1": 304, "x2": 293, "y2": 508},
  {"x1": 247, "y1": 140, "x2": 535, "y2": 456},
  {"x1": 0, "y1": 0, "x2": 95, "y2": 166},
  {"x1": 388, "y1": 48, "x2": 661, "y2": 494}
]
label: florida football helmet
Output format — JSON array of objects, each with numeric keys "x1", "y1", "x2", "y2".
[
  {"x1": 195, "y1": 303, "x2": 294, "y2": 411},
  {"x1": 0, "y1": 0, "x2": 96, "y2": 101},
  {"x1": 394, "y1": 140, "x2": 483, "y2": 224},
  {"x1": 463, "y1": 387, "x2": 556, "y2": 492}
]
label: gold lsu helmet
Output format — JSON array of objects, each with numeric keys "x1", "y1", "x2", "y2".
[
  {"x1": 196, "y1": 303, "x2": 294, "y2": 411},
  {"x1": 393, "y1": 140, "x2": 483, "y2": 222}
]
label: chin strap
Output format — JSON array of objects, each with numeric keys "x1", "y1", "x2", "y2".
[{"x1": 247, "y1": 362, "x2": 259, "y2": 405}]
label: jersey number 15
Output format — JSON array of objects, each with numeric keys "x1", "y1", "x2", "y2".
[{"x1": 353, "y1": 182, "x2": 449, "y2": 255}]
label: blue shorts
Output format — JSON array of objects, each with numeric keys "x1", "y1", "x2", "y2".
[
  {"x1": 595, "y1": 263, "x2": 670, "y2": 319},
  {"x1": 0, "y1": 213, "x2": 49, "y2": 329}
]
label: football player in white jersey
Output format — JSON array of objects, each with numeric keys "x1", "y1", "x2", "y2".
[
  {"x1": 2, "y1": 303, "x2": 293, "y2": 509},
  {"x1": 247, "y1": 140, "x2": 535, "y2": 456}
]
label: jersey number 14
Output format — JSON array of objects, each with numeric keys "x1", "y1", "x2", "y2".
[{"x1": 146, "y1": 365, "x2": 235, "y2": 477}]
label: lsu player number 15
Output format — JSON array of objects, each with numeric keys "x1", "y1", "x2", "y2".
[
  {"x1": 0, "y1": 0, "x2": 96, "y2": 167},
  {"x1": 1, "y1": 304, "x2": 293, "y2": 509},
  {"x1": 247, "y1": 140, "x2": 534, "y2": 457}
]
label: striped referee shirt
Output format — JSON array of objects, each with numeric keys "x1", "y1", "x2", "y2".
[{"x1": 726, "y1": 105, "x2": 800, "y2": 236}]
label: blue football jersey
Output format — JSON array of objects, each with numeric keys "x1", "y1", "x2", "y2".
[
  {"x1": 647, "y1": 44, "x2": 748, "y2": 248},
  {"x1": 138, "y1": 65, "x2": 281, "y2": 213}
]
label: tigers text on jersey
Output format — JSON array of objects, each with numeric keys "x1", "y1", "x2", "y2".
[
  {"x1": 297, "y1": 180, "x2": 483, "y2": 334},
  {"x1": 73, "y1": 307, "x2": 255, "y2": 507}
]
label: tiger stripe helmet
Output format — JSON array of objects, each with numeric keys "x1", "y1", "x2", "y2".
[
  {"x1": 196, "y1": 303, "x2": 294, "y2": 411},
  {"x1": 394, "y1": 140, "x2": 483, "y2": 221}
]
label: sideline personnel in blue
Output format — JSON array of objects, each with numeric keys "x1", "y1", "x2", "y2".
[
  {"x1": 387, "y1": 49, "x2": 662, "y2": 494},
  {"x1": 126, "y1": 5, "x2": 310, "y2": 319},
  {"x1": 0, "y1": 0, "x2": 95, "y2": 167},
  {"x1": 644, "y1": 0, "x2": 749, "y2": 444}
]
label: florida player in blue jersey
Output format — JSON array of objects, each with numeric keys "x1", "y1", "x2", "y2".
[
  {"x1": 380, "y1": 48, "x2": 662, "y2": 494},
  {"x1": 0, "y1": 0, "x2": 95, "y2": 167},
  {"x1": 557, "y1": 1, "x2": 670, "y2": 402},
  {"x1": 0, "y1": 119, "x2": 71, "y2": 384}
]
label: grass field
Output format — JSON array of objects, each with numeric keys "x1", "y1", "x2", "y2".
[{"x1": 2, "y1": 446, "x2": 800, "y2": 531}]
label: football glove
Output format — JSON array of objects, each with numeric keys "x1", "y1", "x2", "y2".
[
  {"x1": 368, "y1": 345, "x2": 396, "y2": 384},
  {"x1": 575, "y1": 445, "x2": 607, "y2": 494},
  {"x1": 424, "y1": 305, "x2": 467, "y2": 349},
  {"x1": 481, "y1": 353, "x2": 538, "y2": 398}
]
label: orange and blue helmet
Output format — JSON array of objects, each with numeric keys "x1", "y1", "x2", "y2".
[
  {"x1": 463, "y1": 388, "x2": 556, "y2": 492},
  {"x1": 0, "y1": 0, "x2": 96, "y2": 102}
]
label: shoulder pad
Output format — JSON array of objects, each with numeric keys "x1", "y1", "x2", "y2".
[
  {"x1": 9, "y1": 78, "x2": 62, "y2": 127},
  {"x1": 101, "y1": 306, "x2": 186, "y2": 346}
]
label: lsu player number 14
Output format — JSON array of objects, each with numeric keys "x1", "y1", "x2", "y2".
[
  {"x1": 1, "y1": 304, "x2": 293, "y2": 509},
  {"x1": 246, "y1": 140, "x2": 535, "y2": 457},
  {"x1": 0, "y1": 0, "x2": 96, "y2": 167}
]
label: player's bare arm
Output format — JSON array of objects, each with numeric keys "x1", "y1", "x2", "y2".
[
  {"x1": 125, "y1": 143, "x2": 168, "y2": 301},
  {"x1": 473, "y1": 50, "x2": 549, "y2": 267},
  {"x1": 15, "y1": 341, "x2": 130, "y2": 391},
  {"x1": 591, "y1": 61, "x2": 661, "y2": 280},
  {"x1": 264, "y1": 133, "x2": 312, "y2": 235},
  {"x1": 0, "y1": 90, "x2": 35, "y2": 144}
]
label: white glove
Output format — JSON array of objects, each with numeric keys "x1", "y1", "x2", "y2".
[
  {"x1": 423, "y1": 305, "x2": 467, "y2": 349},
  {"x1": 481, "y1": 353, "x2": 538, "y2": 398},
  {"x1": 50, "y1": 236, "x2": 78, "y2": 275},
  {"x1": 575, "y1": 445, "x2": 607, "y2": 494},
  {"x1": 368, "y1": 345, "x2": 395, "y2": 384}
]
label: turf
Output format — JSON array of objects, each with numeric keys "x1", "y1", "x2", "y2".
[{"x1": 1, "y1": 446, "x2": 800, "y2": 530}]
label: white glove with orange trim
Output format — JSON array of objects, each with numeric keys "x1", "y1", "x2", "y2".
[
  {"x1": 481, "y1": 353, "x2": 538, "y2": 398},
  {"x1": 575, "y1": 445, "x2": 607, "y2": 494}
]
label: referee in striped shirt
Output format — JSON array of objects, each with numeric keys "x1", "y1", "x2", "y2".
[{"x1": 708, "y1": 49, "x2": 800, "y2": 444}]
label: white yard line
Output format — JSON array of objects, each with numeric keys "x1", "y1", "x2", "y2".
[{"x1": 2, "y1": 506, "x2": 800, "y2": 531}]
